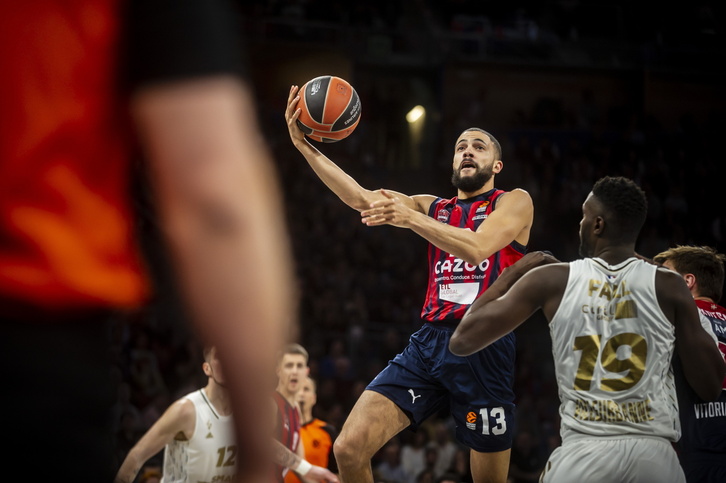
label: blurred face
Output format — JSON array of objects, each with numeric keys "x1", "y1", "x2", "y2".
[
  {"x1": 204, "y1": 347, "x2": 226, "y2": 387},
  {"x1": 277, "y1": 353, "x2": 309, "y2": 396},
  {"x1": 451, "y1": 130, "x2": 501, "y2": 192},
  {"x1": 296, "y1": 377, "x2": 317, "y2": 412}
]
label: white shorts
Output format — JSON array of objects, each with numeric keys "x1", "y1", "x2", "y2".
[{"x1": 540, "y1": 436, "x2": 685, "y2": 483}]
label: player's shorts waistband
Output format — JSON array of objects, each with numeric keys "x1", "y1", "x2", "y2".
[
  {"x1": 562, "y1": 431, "x2": 674, "y2": 446},
  {"x1": 422, "y1": 319, "x2": 461, "y2": 331}
]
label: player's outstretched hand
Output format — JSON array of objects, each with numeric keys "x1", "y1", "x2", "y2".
[
  {"x1": 285, "y1": 85, "x2": 306, "y2": 145},
  {"x1": 305, "y1": 465, "x2": 339, "y2": 482},
  {"x1": 508, "y1": 250, "x2": 560, "y2": 276}
]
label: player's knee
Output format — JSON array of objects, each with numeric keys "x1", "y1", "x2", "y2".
[{"x1": 333, "y1": 431, "x2": 368, "y2": 467}]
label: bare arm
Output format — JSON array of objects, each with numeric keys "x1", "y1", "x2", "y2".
[
  {"x1": 450, "y1": 252, "x2": 563, "y2": 355},
  {"x1": 271, "y1": 440, "x2": 339, "y2": 483},
  {"x1": 115, "y1": 399, "x2": 195, "y2": 483},
  {"x1": 285, "y1": 85, "x2": 428, "y2": 214},
  {"x1": 362, "y1": 188, "x2": 533, "y2": 266},
  {"x1": 132, "y1": 77, "x2": 296, "y2": 474},
  {"x1": 657, "y1": 268, "x2": 726, "y2": 401},
  {"x1": 361, "y1": 189, "x2": 534, "y2": 265}
]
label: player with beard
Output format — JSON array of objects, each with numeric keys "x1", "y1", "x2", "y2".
[
  {"x1": 286, "y1": 88, "x2": 534, "y2": 483},
  {"x1": 115, "y1": 346, "x2": 237, "y2": 483}
]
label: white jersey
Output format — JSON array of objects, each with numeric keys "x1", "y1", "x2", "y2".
[
  {"x1": 162, "y1": 389, "x2": 236, "y2": 483},
  {"x1": 549, "y1": 257, "x2": 680, "y2": 443}
]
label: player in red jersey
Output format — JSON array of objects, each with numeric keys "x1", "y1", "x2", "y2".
[
  {"x1": 654, "y1": 245, "x2": 726, "y2": 483},
  {"x1": 273, "y1": 344, "x2": 338, "y2": 483},
  {"x1": 286, "y1": 87, "x2": 534, "y2": 483},
  {"x1": 0, "y1": 2, "x2": 296, "y2": 482}
]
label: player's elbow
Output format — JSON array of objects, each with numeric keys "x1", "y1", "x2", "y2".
[
  {"x1": 693, "y1": 362, "x2": 726, "y2": 402},
  {"x1": 461, "y1": 248, "x2": 491, "y2": 267},
  {"x1": 704, "y1": 362, "x2": 726, "y2": 401},
  {"x1": 448, "y1": 332, "x2": 475, "y2": 356},
  {"x1": 344, "y1": 190, "x2": 376, "y2": 212},
  {"x1": 696, "y1": 381, "x2": 723, "y2": 402}
]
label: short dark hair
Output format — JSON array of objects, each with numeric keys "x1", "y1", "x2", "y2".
[
  {"x1": 462, "y1": 127, "x2": 502, "y2": 160},
  {"x1": 654, "y1": 245, "x2": 726, "y2": 302},
  {"x1": 591, "y1": 176, "x2": 647, "y2": 241}
]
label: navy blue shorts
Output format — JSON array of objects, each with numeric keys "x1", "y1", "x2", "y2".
[{"x1": 367, "y1": 323, "x2": 516, "y2": 452}]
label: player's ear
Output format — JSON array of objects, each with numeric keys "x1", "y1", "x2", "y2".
[
  {"x1": 493, "y1": 159, "x2": 503, "y2": 173},
  {"x1": 202, "y1": 361, "x2": 211, "y2": 376},
  {"x1": 683, "y1": 273, "x2": 697, "y2": 290}
]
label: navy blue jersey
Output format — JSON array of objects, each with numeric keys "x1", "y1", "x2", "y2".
[
  {"x1": 675, "y1": 299, "x2": 726, "y2": 481},
  {"x1": 421, "y1": 189, "x2": 526, "y2": 322}
]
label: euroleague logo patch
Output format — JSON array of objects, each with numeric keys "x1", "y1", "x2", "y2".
[
  {"x1": 465, "y1": 411, "x2": 477, "y2": 430},
  {"x1": 437, "y1": 209, "x2": 450, "y2": 223}
]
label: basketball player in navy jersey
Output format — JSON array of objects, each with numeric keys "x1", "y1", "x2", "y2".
[
  {"x1": 653, "y1": 246, "x2": 726, "y2": 483},
  {"x1": 285, "y1": 87, "x2": 534, "y2": 483}
]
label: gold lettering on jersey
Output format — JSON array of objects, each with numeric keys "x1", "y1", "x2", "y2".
[
  {"x1": 572, "y1": 333, "x2": 648, "y2": 392},
  {"x1": 582, "y1": 280, "x2": 637, "y2": 322},
  {"x1": 587, "y1": 279, "x2": 631, "y2": 301},
  {"x1": 614, "y1": 300, "x2": 637, "y2": 319},
  {"x1": 581, "y1": 304, "x2": 615, "y2": 321},
  {"x1": 600, "y1": 332, "x2": 647, "y2": 391},
  {"x1": 574, "y1": 398, "x2": 653, "y2": 423}
]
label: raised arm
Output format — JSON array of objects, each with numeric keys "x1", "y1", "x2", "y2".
[
  {"x1": 115, "y1": 398, "x2": 195, "y2": 483},
  {"x1": 657, "y1": 268, "x2": 726, "y2": 401},
  {"x1": 285, "y1": 85, "x2": 426, "y2": 214}
]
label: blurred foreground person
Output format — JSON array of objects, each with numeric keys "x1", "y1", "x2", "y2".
[{"x1": 0, "y1": 1, "x2": 295, "y2": 481}]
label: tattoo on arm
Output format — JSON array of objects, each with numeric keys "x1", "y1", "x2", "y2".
[{"x1": 273, "y1": 440, "x2": 301, "y2": 468}]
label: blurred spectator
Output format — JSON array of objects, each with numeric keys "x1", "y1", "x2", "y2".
[
  {"x1": 375, "y1": 438, "x2": 411, "y2": 483},
  {"x1": 401, "y1": 430, "x2": 429, "y2": 482},
  {"x1": 508, "y1": 430, "x2": 547, "y2": 483},
  {"x1": 428, "y1": 420, "x2": 459, "y2": 478}
]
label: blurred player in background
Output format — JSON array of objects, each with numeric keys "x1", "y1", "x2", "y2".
[
  {"x1": 115, "y1": 346, "x2": 236, "y2": 483},
  {"x1": 274, "y1": 344, "x2": 338, "y2": 483},
  {"x1": 285, "y1": 376, "x2": 338, "y2": 483},
  {"x1": 0, "y1": 2, "x2": 295, "y2": 481},
  {"x1": 450, "y1": 176, "x2": 725, "y2": 483},
  {"x1": 653, "y1": 245, "x2": 726, "y2": 483},
  {"x1": 286, "y1": 86, "x2": 534, "y2": 483}
]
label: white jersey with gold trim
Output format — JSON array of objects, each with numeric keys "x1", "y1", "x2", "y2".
[
  {"x1": 549, "y1": 257, "x2": 680, "y2": 443},
  {"x1": 162, "y1": 389, "x2": 236, "y2": 483}
]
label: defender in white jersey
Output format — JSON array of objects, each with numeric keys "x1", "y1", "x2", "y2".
[
  {"x1": 450, "y1": 176, "x2": 725, "y2": 483},
  {"x1": 115, "y1": 346, "x2": 237, "y2": 483}
]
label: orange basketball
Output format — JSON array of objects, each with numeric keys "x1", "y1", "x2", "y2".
[{"x1": 296, "y1": 75, "x2": 361, "y2": 143}]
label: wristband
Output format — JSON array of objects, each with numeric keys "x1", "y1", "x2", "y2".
[{"x1": 295, "y1": 459, "x2": 312, "y2": 476}]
